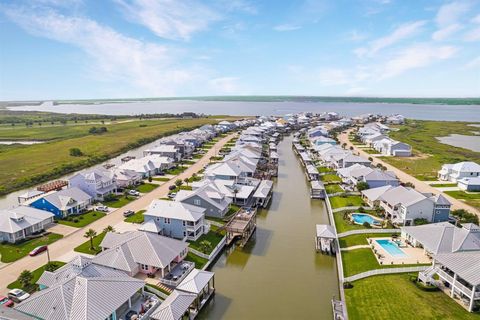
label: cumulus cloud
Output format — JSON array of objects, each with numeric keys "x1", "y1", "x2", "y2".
[
  {"x1": 355, "y1": 20, "x2": 426, "y2": 57},
  {"x1": 114, "y1": 0, "x2": 221, "y2": 41}
]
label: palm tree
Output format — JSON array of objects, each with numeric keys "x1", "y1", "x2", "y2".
[
  {"x1": 232, "y1": 185, "x2": 240, "y2": 205},
  {"x1": 192, "y1": 173, "x2": 198, "y2": 181},
  {"x1": 103, "y1": 225, "x2": 115, "y2": 234},
  {"x1": 199, "y1": 240, "x2": 212, "y2": 254},
  {"x1": 184, "y1": 178, "x2": 190, "y2": 187},
  {"x1": 18, "y1": 270, "x2": 33, "y2": 290},
  {"x1": 175, "y1": 179, "x2": 183, "y2": 188},
  {"x1": 84, "y1": 229, "x2": 97, "y2": 250}
]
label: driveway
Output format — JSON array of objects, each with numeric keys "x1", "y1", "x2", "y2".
[
  {"x1": 338, "y1": 130, "x2": 479, "y2": 216},
  {"x1": 0, "y1": 133, "x2": 236, "y2": 294}
]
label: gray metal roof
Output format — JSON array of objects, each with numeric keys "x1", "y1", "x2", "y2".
[
  {"x1": 176, "y1": 269, "x2": 214, "y2": 294},
  {"x1": 0, "y1": 206, "x2": 54, "y2": 234},
  {"x1": 316, "y1": 224, "x2": 336, "y2": 238},
  {"x1": 149, "y1": 290, "x2": 197, "y2": 320},
  {"x1": 40, "y1": 187, "x2": 91, "y2": 211},
  {"x1": 435, "y1": 251, "x2": 480, "y2": 286},
  {"x1": 253, "y1": 180, "x2": 273, "y2": 199},
  {"x1": 145, "y1": 200, "x2": 205, "y2": 222}
]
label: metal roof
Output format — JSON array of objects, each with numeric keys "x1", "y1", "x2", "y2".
[
  {"x1": 149, "y1": 290, "x2": 197, "y2": 320},
  {"x1": 435, "y1": 251, "x2": 480, "y2": 286},
  {"x1": 0, "y1": 206, "x2": 54, "y2": 234},
  {"x1": 176, "y1": 269, "x2": 214, "y2": 294},
  {"x1": 145, "y1": 200, "x2": 205, "y2": 222},
  {"x1": 316, "y1": 224, "x2": 336, "y2": 238}
]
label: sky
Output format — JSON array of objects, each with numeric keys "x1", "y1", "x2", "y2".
[{"x1": 0, "y1": 0, "x2": 479, "y2": 100}]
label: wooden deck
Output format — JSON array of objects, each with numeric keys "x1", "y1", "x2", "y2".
[
  {"x1": 37, "y1": 180, "x2": 68, "y2": 192},
  {"x1": 224, "y1": 208, "x2": 257, "y2": 247}
]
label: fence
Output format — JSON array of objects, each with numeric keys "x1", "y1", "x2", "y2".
[
  {"x1": 188, "y1": 236, "x2": 226, "y2": 260},
  {"x1": 337, "y1": 229, "x2": 399, "y2": 238},
  {"x1": 344, "y1": 266, "x2": 429, "y2": 282}
]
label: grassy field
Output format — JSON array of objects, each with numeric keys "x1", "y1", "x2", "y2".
[
  {"x1": 329, "y1": 195, "x2": 365, "y2": 209},
  {"x1": 342, "y1": 248, "x2": 427, "y2": 277},
  {"x1": 7, "y1": 261, "x2": 66, "y2": 291},
  {"x1": 0, "y1": 233, "x2": 63, "y2": 263},
  {"x1": 345, "y1": 274, "x2": 480, "y2": 320},
  {"x1": 0, "y1": 117, "x2": 232, "y2": 196},
  {"x1": 383, "y1": 120, "x2": 480, "y2": 181},
  {"x1": 135, "y1": 183, "x2": 158, "y2": 193},
  {"x1": 124, "y1": 210, "x2": 146, "y2": 224},
  {"x1": 56, "y1": 211, "x2": 106, "y2": 228},
  {"x1": 445, "y1": 190, "x2": 480, "y2": 210},
  {"x1": 73, "y1": 231, "x2": 106, "y2": 255},
  {"x1": 188, "y1": 230, "x2": 224, "y2": 255},
  {"x1": 339, "y1": 232, "x2": 399, "y2": 248}
]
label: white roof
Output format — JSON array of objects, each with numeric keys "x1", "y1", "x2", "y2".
[
  {"x1": 451, "y1": 161, "x2": 480, "y2": 173},
  {"x1": 458, "y1": 177, "x2": 480, "y2": 186},
  {"x1": 316, "y1": 224, "x2": 336, "y2": 238},
  {"x1": 146, "y1": 145, "x2": 178, "y2": 153},
  {"x1": 378, "y1": 186, "x2": 427, "y2": 207},
  {"x1": 0, "y1": 206, "x2": 54, "y2": 234},
  {"x1": 361, "y1": 185, "x2": 394, "y2": 201},
  {"x1": 36, "y1": 187, "x2": 91, "y2": 211},
  {"x1": 435, "y1": 251, "x2": 480, "y2": 285},
  {"x1": 176, "y1": 269, "x2": 214, "y2": 294},
  {"x1": 175, "y1": 184, "x2": 231, "y2": 211},
  {"x1": 150, "y1": 290, "x2": 197, "y2": 320},
  {"x1": 253, "y1": 180, "x2": 273, "y2": 199},
  {"x1": 145, "y1": 200, "x2": 205, "y2": 222}
]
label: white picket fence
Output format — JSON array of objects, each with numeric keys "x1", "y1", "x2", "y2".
[
  {"x1": 344, "y1": 266, "x2": 429, "y2": 282},
  {"x1": 337, "y1": 229, "x2": 399, "y2": 238},
  {"x1": 189, "y1": 236, "x2": 226, "y2": 260}
]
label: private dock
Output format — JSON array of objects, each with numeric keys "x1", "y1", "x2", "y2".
[
  {"x1": 36, "y1": 180, "x2": 68, "y2": 193},
  {"x1": 224, "y1": 208, "x2": 257, "y2": 247}
]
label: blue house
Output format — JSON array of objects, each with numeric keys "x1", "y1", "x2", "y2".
[{"x1": 29, "y1": 187, "x2": 92, "y2": 218}]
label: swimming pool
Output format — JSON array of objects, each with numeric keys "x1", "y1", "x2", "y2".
[
  {"x1": 351, "y1": 213, "x2": 383, "y2": 226},
  {"x1": 375, "y1": 239, "x2": 407, "y2": 257}
]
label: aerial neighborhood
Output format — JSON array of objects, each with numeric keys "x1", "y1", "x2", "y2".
[{"x1": 0, "y1": 111, "x2": 479, "y2": 320}]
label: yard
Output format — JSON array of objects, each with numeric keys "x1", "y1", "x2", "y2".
[
  {"x1": 164, "y1": 166, "x2": 188, "y2": 175},
  {"x1": 317, "y1": 166, "x2": 335, "y2": 173},
  {"x1": 341, "y1": 248, "x2": 427, "y2": 277},
  {"x1": 383, "y1": 120, "x2": 480, "y2": 181},
  {"x1": 7, "y1": 261, "x2": 65, "y2": 292},
  {"x1": 329, "y1": 195, "x2": 365, "y2": 209},
  {"x1": 124, "y1": 210, "x2": 146, "y2": 224},
  {"x1": 321, "y1": 174, "x2": 342, "y2": 183},
  {"x1": 135, "y1": 183, "x2": 158, "y2": 193},
  {"x1": 334, "y1": 211, "x2": 369, "y2": 233},
  {"x1": 345, "y1": 274, "x2": 480, "y2": 320},
  {"x1": 325, "y1": 184, "x2": 344, "y2": 194},
  {"x1": 431, "y1": 183, "x2": 458, "y2": 188},
  {"x1": 73, "y1": 231, "x2": 106, "y2": 255},
  {"x1": 56, "y1": 211, "x2": 106, "y2": 228},
  {"x1": 185, "y1": 252, "x2": 208, "y2": 269},
  {"x1": 0, "y1": 233, "x2": 63, "y2": 263},
  {"x1": 339, "y1": 232, "x2": 399, "y2": 248},
  {"x1": 445, "y1": 190, "x2": 480, "y2": 211},
  {"x1": 152, "y1": 177, "x2": 170, "y2": 182},
  {"x1": 188, "y1": 230, "x2": 225, "y2": 255},
  {"x1": 102, "y1": 195, "x2": 135, "y2": 208}
]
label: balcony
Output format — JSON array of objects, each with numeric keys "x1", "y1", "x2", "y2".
[{"x1": 159, "y1": 261, "x2": 195, "y2": 287}]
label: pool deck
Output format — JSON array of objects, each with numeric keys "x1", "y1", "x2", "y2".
[{"x1": 368, "y1": 237, "x2": 432, "y2": 265}]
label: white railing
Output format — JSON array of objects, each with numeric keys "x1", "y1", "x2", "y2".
[
  {"x1": 337, "y1": 229, "x2": 399, "y2": 238},
  {"x1": 159, "y1": 261, "x2": 195, "y2": 287},
  {"x1": 344, "y1": 266, "x2": 429, "y2": 282},
  {"x1": 332, "y1": 206, "x2": 364, "y2": 213},
  {"x1": 188, "y1": 236, "x2": 226, "y2": 260}
]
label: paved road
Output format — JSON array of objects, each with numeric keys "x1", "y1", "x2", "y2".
[
  {"x1": 338, "y1": 130, "x2": 479, "y2": 216},
  {"x1": 0, "y1": 133, "x2": 236, "y2": 294}
]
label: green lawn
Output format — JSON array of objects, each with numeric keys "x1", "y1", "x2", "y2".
[
  {"x1": 103, "y1": 195, "x2": 135, "y2": 208},
  {"x1": 56, "y1": 211, "x2": 106, "y2": 228},
  {"x1": 192, "y1": 153, "x2": 204, "y2": 159},
  {"x1": 383, "y1": 120, "x2": 480, "y2": 181},
  {"x1": 73, "y1": 231, "x2": 106, "y2": 255},
  {"x1": 317, "y1": 166, "x2": 335, "y2": 173},
  {"x1": 0, "y1": 233, "x2": 63, "y2": 263},
  {"x1": 152, "y1": 177, "x2": 170, "y2": 182},
  {"x1": 339, "y1": 233, "x2": 399, "y2": 248},
  {"x1": 135, "y1": 183, "x2": 158, "y2": 193},
  {"x1": 345, "y1": 274, "x2": 480, "y2": 320},
  {"x1": 185, "y1": 252, "x2": 208, "y2": 269},
  {"x1": 334, "y1": 211, "x2": 369, "y2": 233},
  {"x1": 325, "y1": 184, "x2": 344, "y2": 194},
  {"x1": 321, "y1": 174, "x2": 342, "y2": 183},
  {"x1": 342, "y1": 248, "x2": 428, "y2": 277},
  {"x1": 431, "y1": 183, "x2": 458, "y2": 188},
  {"x1": 188, "y1": 230, "x2": 224, "y2": 255},
  {"x1": 124, "y1": 210, "x2": 146, "y2": 224},
  {"x1": 7, "y1": 261, "x2": 66, "y2": 291},
  {"x1": 329, "y1": 196, "x2": 365, "y2": 209},
  {"x1": 445, "y1": 190, "x2": 480, "y2": 210},
  {"x1": 164, "y1": 166, "x2": 188, "y2": 175}
]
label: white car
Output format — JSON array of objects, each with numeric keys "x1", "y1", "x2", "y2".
[
  {"x1": 96, "y1": 206, "x2": 109, "y2": 212},
  {"x1": 128, "y1": 190, "x2": 140, "y2": 196},
  {"x1": 8, "y1": 289, "x2": 30, "y2": 303}
]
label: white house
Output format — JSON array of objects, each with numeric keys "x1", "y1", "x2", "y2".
[
  {"x1": 438, "y1": 161, "x2": 480, "y2": 182},
  {"x1": 458, "y1": 177, "x2": 480, "y2": 192},
  {"x1": 144, "y1": 144, "x2": 182, "y2": 162},
  {"x1": 0, "y1": 206, "x2": 54, "y2": 243},
  {"x1": 69, "y1": 168, "x2": 116, "y2": 200}
]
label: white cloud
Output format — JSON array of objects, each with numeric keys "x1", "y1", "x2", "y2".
[
  {"x1": 355, "y1": 20, "x2": 426, "y2": 57},
  {"x1": 381, "y1": 44, "x2": 457, "y2": 78},
  {"x1": 466, "y1": 56, "x2": 480, "y2": 68},
  {"x1": 345, "y1": 87, "x2": 367, "y2": 95},
  {"x1": 432, "y1": 23, "x2": 464, "y2": 40},
  {"x1": 218, "y1": 0, "x2": 257, "y2": 14},
  {"x1": 435, "y1": 1, "x2": 471, "y2": 26},
  {"x1": 114, "y1": 0, "x2": 221, "y2": 41},
  {"x1": 3, "y1": 5, "x2": 206, "y2": 96},
  {"x1": 463, "y1": 26, "x2": 480, "y2": 41},
  {"x1": 273, "y1": 24, "x2": 301, "y2": 32},
  {"x1": 472, "y1": 14, "x2": 480, "y2": 24}
]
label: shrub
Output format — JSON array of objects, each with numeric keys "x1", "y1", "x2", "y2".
[
  {"x1": 73, "y1": 219, "x2": 79, "y2": 223},
  {"x1": 92, "y1": 213, "x2": 97, "y2": 217},
  {"x1": 414, "y1": 218, "x2": 428, "y2": 226},
  {"x1": 363, "y1": 222, "x2": 371, "y2": 228},
  {"x1": 451, "y1": 209, "x2": 479, "y2": 225},
  {"x1": 343, "y1": 282, "x2": 353, "y2": 289},
  {"x1": 69, "y1": 148, "x2": 84, "y2": 157},
  {"x1": 356, "y1": 181, "x2": 369, "y2": 191},
  {"x1": 358, "y1": 206, "x2": 366, "y2": 213}
]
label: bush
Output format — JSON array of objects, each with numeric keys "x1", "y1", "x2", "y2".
[
  {"x1": 451, "y1": 209, "x2": 479, "y2": 225},
  {"x1": 363, "y1": 222, "x2": 371, "y2": 228},
  {"x1": 358, "y1": 206, "x2": 366, "y2": 213},
  {"x1": 343, "y1": 282, "x2": 354, "y2": 289},
  {"x1": 356, "y1": 181, "x2": 369, "y2": 191},
  {"x1": 73, "y1": 219, "x2": 79, "y2": 223},
  {"x1": 92, "y1": 213, "x2": 97, "y2": 217},
  {"x1": 88, "y1": 126, "x2": 108, "y2": 134},
  {"x1": 103, "y1": 194, "x2": 117, "y2": 202},
  {"x1": 69, "y1": 148, "x2": 84, "y2": 157},
  {"x1": 414, "y1": 218, "x2": 428, "y2": 226}
]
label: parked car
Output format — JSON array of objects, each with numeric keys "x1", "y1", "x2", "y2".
[
  {"x1": 168, "y1": 185, "x2": 176, "y2": 191},
  {"x1": 168, "y1": 192, "x2": 176, "y2": 199},
  {"x1": 0, "y1": 296, "x2": 14, "y2": 307},
  {"x1": 128, "y1": 190, "x2": 140, "y2": 196},
  {"x1": 8, "y1": 289, "x2": 30, "y2": 303},
  {"x1": 123, "y1": 210, "x2": 134, "y2": 217},
  {"x1": 96, "y1": 206, "x2": 109, "y2": 212},
  {"x1": 29, "y1": 245, "x2": 47, "y2": 256}
]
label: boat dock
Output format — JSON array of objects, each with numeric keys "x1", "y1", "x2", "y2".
[{"x1": 224, "y1": 208, "x2": 257, "y2": 247}]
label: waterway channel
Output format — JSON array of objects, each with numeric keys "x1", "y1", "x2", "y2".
[{"x1": 198, "y1": 135, "x2": 339, "y2": 319}]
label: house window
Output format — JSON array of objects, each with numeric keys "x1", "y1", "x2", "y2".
[
  {"x1": 194, "y1": 199, "x2": 201, "y2": 206},
  {"x1": 141, "y1": 264, "x2": 149, "y2": 271},
  {"x1": 183, "y1": 221, "x2": 186, "y2": 226},
  {"x1": 164, "y1": 218, "x2": 171, "y2": 224},
  {"x1": 183, "y1": 231, "x2": 187, "y2": 237}
]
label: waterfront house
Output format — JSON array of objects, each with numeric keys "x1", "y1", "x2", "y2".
[
  {"x1": 315, "y1": 224, "x2": 337, "y2": 254},
  {"x1": 144, "y1": 144, "x2": 182, "y2": 162},
  {"x1": 311, "y1": 180, "x2": 326, "y2": 199},
  {"x1": 23, "y1": 256, "x2": 147, "y2": 320},
  {"x1": 438, "y1": 161, "x2": 480, "y2": 182},
  {"x1": 332, "y1": 153, "x2": 371, "y2": 169},
  {"x1": 97, "y1": 230, "x2": 189, "y2": 279},
  {"x1": 17, "y1": 190, "x2": 44, "y2": 204},
  {"x1": 149, "y1": 290, "x2": 198, "y2": 320},
  {"x1": 29, "y1": 187, "x2": 92, "y2": 218},
  {"x1": 69, "y1": 168, "x2": 116, "y2": 200},
  {"x1": 361, "y1": 185, "x2": 394, "y2": 207},
  {"x1": 175, "y1": 184, "x2": 232, "y2": 218},
  {"x1": 112, "y1": 167, "x2": 143, "y2": 188},
  {"x1": 175, "y1": 269, "x2": 215, "y2": 313},
  {"x1": 142, "y1": 200, "x2": 206, "y2": 241},
  {"x1": 252, "y1": 179, "x2": 274, "y2": 208},
  {"x1": 385, "y1": 114, "x2": 406, "y2": 124},
  {"x1": 338, "y1": 165, "x2": 399, "y2": 188},
  {"x1": 192, "y1": 179, "x2": 256, "y2": 206},
  {"x1": 0, "y1": 206, "x2": 54, "y2": 243},
  {"x1": 458, "y1": 177, "x2": 480, "y2": 191},
  {"x1": 306, "y1": 164, "x2": 320, "y2": 181},
  {"x1": 362, "y1": 186, "x2": 451, "y2": 225}
]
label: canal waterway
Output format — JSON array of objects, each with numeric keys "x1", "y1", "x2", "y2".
[{"x1": 198, "y1": 135, "x2": 339, "y2": 320}]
